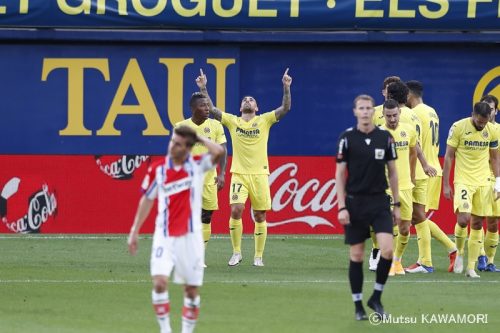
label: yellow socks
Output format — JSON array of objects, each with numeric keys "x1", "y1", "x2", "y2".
[
  {"x1": 254, "y1": 221, "x2": 267, "y2": 258},
  {"x1": 229, "y1": 218, "x2": 243, "y2": 253},
  {"x1": 479, "y1": 228, "x2": 486, "y2": 256},
  {"x1": 392, "y1": 225, "x2": 399, "y2": 251},
  {"x1": 467, "y1": 229, "x2": 482, "y2": 270},
  {"x1": 395, "y1": 233, "x2": 410, "y2": 259},
  {"x1": 428, "y1": 219, "x2": 456, "y2": 252},
  {"x1": 415, "y1": 220, "x2": 432, "y2": 267},
  {"x1": 454, "y1": 224, "x2": 468, "y2": 255},
  {"x1": 202, "y1": 223, "x2": 211, "y2": 248},
  {"x1": 484, "y1": 231, "x2": 499, "y2": 264}
]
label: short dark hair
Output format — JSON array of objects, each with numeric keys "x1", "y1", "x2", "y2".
[
  {"x1": 480, "y1": 95, "x2": 499, "y2": 110},
  {"x1": 353, "y1": 94, "x2": 375, "y2": 108},
  {"x1": 174, "y1": 125, "x2": 197, "y2": 147},
  {"x1": 383, "y1": 99, "x2": 399, "y2": 111},
  {"x1": 406, "y1": 80, "x2": 424, "y2": 98},
  {"x1": 387, "y1": 81, "x2": 409, "y2": 105},
  {"x1": 382, "y1": 76, "x2": 401, "y2": 90},
  {"x1": 473, "y1": 102, "x2": 492, "y2": 118},
  {"x1": 189, "y1": 92, "x2": 206, "y2": 108}
]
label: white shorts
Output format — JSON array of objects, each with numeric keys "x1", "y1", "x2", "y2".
[{"x1": 150, "y1": 230, "x2": 205, "y2": 286}]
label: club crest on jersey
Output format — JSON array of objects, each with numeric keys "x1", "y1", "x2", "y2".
[
  {"x1": 204, "y1": 127, "x2": 210, "y2": 133},
  {"x1": 375, "y1": 149, "x2": 385, "y2": 160},
  {"x1": 400, "y1": 131, "x2": 407, "y2": 138},
  {"x1": 232, "y1": 194, "x2": 238, "y2": 200},
  {"x1": 252, "y1": 123, "x2": 258, "y2": 128},
  {"x1": 483, "y1": 131, "x2": 489, "y2": 139}
]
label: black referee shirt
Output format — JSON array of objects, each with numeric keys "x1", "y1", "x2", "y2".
[{"x1": 336, "y1": 126, "x2": 397, "y2": 195}]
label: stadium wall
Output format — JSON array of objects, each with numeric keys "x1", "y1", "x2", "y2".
[{"x1": 1, "y1": 3, "x2": 499, "y2": 234}]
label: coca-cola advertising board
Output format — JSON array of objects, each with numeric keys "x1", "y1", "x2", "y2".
[{"x1": 0, "y1": 155, "x2": 455, "y2": 234}]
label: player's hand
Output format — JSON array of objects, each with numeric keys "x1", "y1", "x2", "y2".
[
  {"x1": 127, "y1": 230, "x2": 139, "y2": 255},
  {"x1": 216, "y1": 174, "x2": 225, "y2": 191},
  {"x1": 443, "y1": 183, "x2": 453, "y2": 200},
  {"x1": 282, "y1": 68, "x2": 292, "y2": 87},
  {"x1": 392, "y1": 206, "x2": 401, "y2": 226},
  {"x1": 338, "y1": 209, "x2": 350, "y2": 225},
  {"x1": 196, "y1": 68, "x2": 207, "y2": 89},
  {"x1": 424, "y1": 165, "x2": 437, "y2": 177}
]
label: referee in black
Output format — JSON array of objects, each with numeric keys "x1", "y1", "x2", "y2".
[{"x1": 335, "y1": 94, "x2": 400, "y2": 320}]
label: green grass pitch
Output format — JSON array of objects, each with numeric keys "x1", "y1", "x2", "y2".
[{"x1": 1, "y1": 234, "x2": 499, "y2": 333}]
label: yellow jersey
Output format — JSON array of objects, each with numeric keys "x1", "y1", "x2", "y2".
[
  {"x1": 382, "y1": 123, "x2": 417, "y2": 190},
  {"x1": 373, "y1": 104, "x2": 384, "y2": 126},
  {"x1": 221, "y1": 111, "x2": 278, "y2": 175},
  {"x1": 413, "y1": 103, "x2": 442, "y2": 179},
  {"x1": 447, "y1": 118, "x2": 499, "y2": 186},
  {"x1": 175, "y1": 118, "x2": 226, "y2": 183}
]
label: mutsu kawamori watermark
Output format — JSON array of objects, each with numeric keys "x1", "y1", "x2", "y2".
[{"x1": 369, "y1": 313, "x2": 489, "y2": 325}]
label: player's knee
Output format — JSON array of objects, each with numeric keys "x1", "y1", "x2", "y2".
[
  {"x1": 487, "y1": 220, "x2": 498, "y2": 232},
  {"x1": 399, "y1": 224, "x2": 410, "y2": 235},
  {"x1": 153, "y1": 278, "x2": 167, "y2": 293},
  {"x1": 457, "y1": 214, "x2": 470, "y2": 228},
  {"x1": 253, "y1": 210, "x2": 266, "y2": 222},
  {"x1": 201, "y1": 209, "x2": 213, "y2": 224},
  {"x1": 230, "y1": 204, "x2": 244, "y2": 219},
  {"x1": 380, "y1": 247, "x2": 393, "y2": 260},
  {"x1": 184, "y1": 286, "x2": 198, "y2": 299}
]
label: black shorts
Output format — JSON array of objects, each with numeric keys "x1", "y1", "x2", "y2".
[{"x1": 344, "y1": 193, "x2": 393, "y2": 245}]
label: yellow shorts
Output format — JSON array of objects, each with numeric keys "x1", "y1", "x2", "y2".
[
  {"x1": 202, "y1": 181, "x2": 218, "y2": 211},
  {"x1": 229, "y1": 173, "x2": 271, "y2": 211},
  {"x1": 490, "y1": 179, "x2": 500, "y2": 217},
  {"x1": 388, "y1": 188, "x2": 413, "y2": 221},
  {"x1": 453, "y1": 183, "x2": 492, "y2": 217},
  {"x1": 412, "y1": 178, "x2": 428, "y2": 206},
  {"x1": 425, "y1": 176, "x2": 442, "y2": 212}
]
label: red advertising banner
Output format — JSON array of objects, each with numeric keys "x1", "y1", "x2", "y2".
[{"x1": 0, "y1": 155, "x2": 456, "y2": 234}]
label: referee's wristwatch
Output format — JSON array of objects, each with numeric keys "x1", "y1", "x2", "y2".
[{"x1": 391, "y1": 202, "x2": 401, "y2": 207}]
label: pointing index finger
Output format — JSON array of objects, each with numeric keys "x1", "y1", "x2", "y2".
[
  {"x1": 284, "y1": 68, "x2": 289, "y2": 76},
  {"x1": 200, "y1": 68, "x2": 204, "y2": 76}
]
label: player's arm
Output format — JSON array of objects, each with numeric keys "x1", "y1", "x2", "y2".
[
  {"x1": 275, "y1": 68, "x2": 292, "y2": 121},
  {"x1": 197, "y1": 134, "x2": 224, "y2": 166},
  {"x1": 216, "y1": 142, "x2": 228, "y2": 191},
  {"x1": 128, "y1": 195, "x2": 155, "y2": 255},
  {"x1": 196, "y1": 69, "x2": 223, "y2": 122},
  {"x1": 416, "y1": 143, "x2": 437, "y2": 177},
  {"x1": 442, "y1": 145, "x2": 456, "y2": 200},
  {"x1": 410, "y1": 145, "x2": 417, "y2": 185},
  {"x1": 335, "y1": 161, "x2": 350, "y2": 225},
  {"x1": 387, "y1": 160, "x2": 401, "y2": 225},
  {"x1": 489, "y1": 146, "x2": 500, "y2": 200}
]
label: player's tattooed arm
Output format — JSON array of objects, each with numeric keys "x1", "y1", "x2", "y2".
[
  {"x1": 196, "y1": 68, "x2": 223, "y2": 122},
  {"x1": 275, "y1": 68, "x2": 292, "y2": 121}
]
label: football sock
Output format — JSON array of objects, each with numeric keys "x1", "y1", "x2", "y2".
[
  {"x1": 392, "y1": 225, "x2": 399, "y2": 250},
  {"x1": 152, "y1": 290, "x2": 171, "y2": 333},
  {"x1": 349, "y1": 260, "x2": 363, "y2": 306},
  {"x1": 467, "y1": 229, "x2": 482, "y2": 270},
  {"x1": 229, "y1": 218, "x2": 243, "y2": 253},
  {"x1": 395, "y1": 233, "x2": 410, "y2": 260},
  {"x1": 428, "y1": 219, "x2": 456, "y2": 252},
  {"x1": 254, "y1": 221, "x2": 267, "y2": 258},
  {"x1": 373, "y1": 256, "x2": 392, "y2": 301},
  {"x1": 484, "y1": 231, "x2": 499, "y2": 264},
  {"x1": 480, "y1": 228, "x2": 486, "y2": 257},
  {"x1": 415, "y1": 220, "x2": 432, "y2": 267},
  {"x1": 454, "y1": 224, "x2": 468, "y2": 255},
  {"x1": 202, "y1": 223, "x2": 211, "y2": 249},
  {"x1": 182, "y1": 295, "x2": 200, "y2": 333}
]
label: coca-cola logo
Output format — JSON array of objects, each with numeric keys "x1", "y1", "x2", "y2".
[
  {"x1": 267, "y1": 163, "x2": 337, "y2": 229},
  {"x1": 0, "y1": 177, "x2": 57, "y2": 234},
  {"x1": 95, "y1": 155, "x2": 150, "y2": 180}
]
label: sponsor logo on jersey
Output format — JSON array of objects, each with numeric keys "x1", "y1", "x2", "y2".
[
  {"x1": 163, "y1": 177, "x2": 192, "y2": 197},
  {"x1": 236, "y1": 127, "x2": 260, "y2": 137},
  {"x1": 464, "y1": 140, "x2": 489, "y2": 147}
]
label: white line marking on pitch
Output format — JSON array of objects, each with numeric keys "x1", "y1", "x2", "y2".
[{"x1": 0, "y1": 279, "x2": 497, "y2": 284}]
